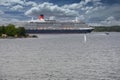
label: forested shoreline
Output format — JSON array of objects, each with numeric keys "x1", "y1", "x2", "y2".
[{"x1": 92, "y1": 26, "x2": 120, "y2": 32}]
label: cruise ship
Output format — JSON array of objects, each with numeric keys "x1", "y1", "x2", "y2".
[{"x1": 18, "y1": 15, "x2": 94, "y2": 34}]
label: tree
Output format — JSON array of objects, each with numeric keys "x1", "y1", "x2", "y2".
[
  {"x1": 17, "y1": 27, "x2": 26, "y2": 37},
  {"x1": 0, "y1": 25, "x2": 6, "y2": 36},
  {"x1": 0, "y1": 27, "x2": 2, "y2": 36},
  {"x1": 0, "y1": 24, "x2": 28, "y2": 38},
  {"x1": 6, "y1": 24, "x2": 17, "y2": 36}
]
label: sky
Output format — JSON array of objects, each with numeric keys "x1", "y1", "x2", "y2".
[{"x1": 0, "y1": 0, "x2": 120, "y2": 26}]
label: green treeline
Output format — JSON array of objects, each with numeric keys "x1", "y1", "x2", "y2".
[
  {"x1": 93, "y1": 26, "x2": 120, "y2": 32},
  {"x1": 0, "y1": 24, "x2": 26, "y2": 38}
]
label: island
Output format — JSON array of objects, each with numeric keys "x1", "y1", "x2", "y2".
[{"x1": 0, "y1": 24, "x2": 37, "y2": 38}]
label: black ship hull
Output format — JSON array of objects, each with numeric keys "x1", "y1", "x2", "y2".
[{"x1": 25, "y1": 29, "x2": 93, "y2": 34}]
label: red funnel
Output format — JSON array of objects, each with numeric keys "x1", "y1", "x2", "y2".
[{"x1": 39, "y1": 15, "x2": 44, "y2": 20}]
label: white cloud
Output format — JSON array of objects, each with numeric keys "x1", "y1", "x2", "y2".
[
  {"x1": 0, "y1": 0, "x2": 24, "y2": 6},
  {"x1": 78, "y1": 15, "x2": 85, "y2": 20},
  {"x1": 25, "y1": 1, "x2": 37, "y2": 6},
  {"x1": 85, "y1": 0, "x2": 101, "y2": 3},
  {"x1": 0, "y1": 10, "x2": 4, "y2": 14},
  {"x1": 82, "y1": 6, "x2": 93, "y2": 11},
  {"x1": 49, "y1": 16, "x2": 56, "y2": 20},
  {"x1": 89, "y1": 16, "x2": 120, "y2": 26},
  {"x1": 25, "y1": 2, "x2": 79, "y2": 17},
  {"x1": 100, "y1": 16, "x2": 120, "y2": 26},
  {"x1": 85, "y1": 6, "x2": 105, "y2": 14},
  {"x1": 106, "y1": 16, "x2": 115, "y2": 21},
  {"x1": 86, "y1": 4, "x2": 120, "y2": 22},
  {"x1": 11, "y1": 5, "x2": 23, "y2": 11},
  {"x1": 62, "y1": 1, "x2": 85, "y2": 10},
  {"x1": 0, "y1": 0, "x2": 37, "y2": 7},
  {"x1": 62, "y1": 0, "x2": 101, "y2": 10},
  {"x1": 0, "y1": 16, "x2": 23, "y2": 25},
  {"x1": 85, "y1": 0, "x2": 91, "y2": 3}
]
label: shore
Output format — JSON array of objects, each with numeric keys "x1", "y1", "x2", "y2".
[{"x1": 0, "y1": 34, "x2": 38, "y2": 39}]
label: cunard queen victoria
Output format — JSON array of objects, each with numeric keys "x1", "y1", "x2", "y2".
[{"x1": 19, "y1": 15, "x2": 94, "y2": 34}]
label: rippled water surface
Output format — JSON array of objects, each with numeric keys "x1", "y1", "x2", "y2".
[{"x1": 0, "y1": 32, "x2": 120, "y2": 80}]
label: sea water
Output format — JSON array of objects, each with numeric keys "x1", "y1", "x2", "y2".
[{"x1": 0, "y1": 32, "x2": 120, "y2": 80}]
